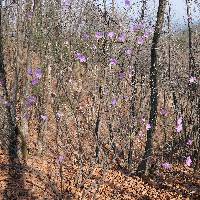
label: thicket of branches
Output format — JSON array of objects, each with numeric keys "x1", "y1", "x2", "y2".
[{"x1": 0, "y1": 0, "x2": 199, "y2": 198}]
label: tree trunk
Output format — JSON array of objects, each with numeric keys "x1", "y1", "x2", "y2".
[
  {"x1": 112, "y1": 0, "x2": 115, "y2": 18},
  {"x1": 0, "y1": 0, "x2": 16, "y2": 153},
  {"x1": 141, "y1": 0, "x2": 147, "y2": 20},
  {"x1": 136, "y1": 0, "x2": 167, "y2": 176}
]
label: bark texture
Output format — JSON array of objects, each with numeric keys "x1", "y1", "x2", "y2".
[{"x1": 137, "y1": 0, "x2": 168, "y2": 176}]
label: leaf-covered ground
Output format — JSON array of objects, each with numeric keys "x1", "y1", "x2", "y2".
[{"x1": 0, "y1": 148, "x2": 200, "y2": 199}]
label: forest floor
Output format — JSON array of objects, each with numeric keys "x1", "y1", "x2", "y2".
[{"x1": 0, "y1": 141, "x2": 200, "y2": 199}]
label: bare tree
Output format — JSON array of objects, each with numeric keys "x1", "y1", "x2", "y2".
[{"x1": 137, "y1": 0, "x2": 168, "y2": 176}]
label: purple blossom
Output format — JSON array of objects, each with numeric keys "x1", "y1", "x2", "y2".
[
  {"x1": 82, "y1": 33, "x2": 89, "y2": 40},
  {"x1": 146, "y1": 123, "x2": 151, "y2": 130},
  {"x1": 111, "y1": 98, "x2": 117, "y2": 106},
  {"x1": 75, "y1": 53, "x2": 81, "y2": 58},
  {"x1": 160, "y1": 108, "x2": 168, "y2": 116},
  {"x1": 161, "y1": 162, "x2": 172, "y2": 170},
  {"x1": 27, "y1": 68, "x2": 33, "y2": 76},
  {"x1": 56, "y1": 155, "x2": 64, "y2": 165},
  {"x1": 31, "y1": 78, "x2": 39, "y2": 86},
  {"x1": 35, "y1": 68, "x2": 43, "y2": 79},
  {"x1": 28, "y1": 67, "x2": 42, "y2": 81},
  {"x1": 0, "y1": 79, "x2": 5, "y2": 87},
  {"x1": 189, "y1": 76, "x2": 197, "y2": 84},
  {"x1": 131, "y1": 22, "x2": 144, "y2": 32},
  {"x1": 176, "y1": 124, "x2": 183, "y2": 133},
  {"x1": 107, "y1": 32, "x2": 115, "y2": 39},
  {"x1": 177, "y1": 117, "x2": 182, "y2": 125},
  {"x1": 95, "y1": 32, "x2": 104, "y2": 40},
  {"x1": 141, "y1": 117, "x2": 146, "y2": 123},
  {"x1": 176, "y1": 117, "x2": 183, "y2": 132},
  {"x1": 176, "y1": 124, "x2": 183, "y2": 132},
  {"x1": 143, "y1": 31, "x2": 150, "y2": 38},
  {"x1": 75, "y1": 53, "x2": 87, "y2": 63},
  {"x1": 79, "y1": 55, "x2": 87, "y2": 63},
  {"x1": 185, "y1": 156, "x2": 192, "y2": 167},
  {"x1": 137, "y1": 36, "x2": 145, "y2": 45},
  {"x1": 124, "y1": 0, "x2": 131, "y2": 7},
  {"x1": 118, "y1": 33, "x2": 126, "y2": 42},
  {"x1": 125, "y1": 48, "x2": 132, "y2": 56},
  {"x1": 63, "y1": 0, "x2": 70, "y2": 7},
  {"x1": 186, "y1": 139, "x2": 192, "y2": 146},
  {"x1": 26, "y1": 95, "x2": 37, "y2": 107},
  {"x1": 131, "y1": 25, "x2": 139, "y2": 32},
  {"x1": 110, "y1": 58, "x2": 118, "y2": 65},
  {"x1": 119, "y1": 71, "x2": 125, "y2": 80}
]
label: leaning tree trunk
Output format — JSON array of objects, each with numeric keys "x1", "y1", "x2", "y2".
[
  {"x1": 1, "y1": 3, "x2": 33, "y2": 199},
  {"x1": 0, "y1": 0, "x2": 16, "y2": 154},
  {"x1": 136, "y1": 0, "x2": 167, "y2": 176}
]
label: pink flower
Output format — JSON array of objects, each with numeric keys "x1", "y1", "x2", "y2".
[
  {"x1": 186, "y1": 139, "x2": 192, "y2": 146},
  {"x1": 131, "y1": 23, "x2": 144, "y2": 32},
  {"x1": 125, "y1": 48, "x2": 132, "y2": 56},
  {"x1": 56, "y1": 155, "x2": 64, "y2": 165},
  {"x1": 177, "y1": 117, "x2": 182, "y2": 125},
  {"x1": 146, "y1": 123, "x2": 151, "y2": 130},
  {"x1": 189, "y1": 76, "x2": 197, "y2": 84},
  {"x1": 176, "y1": 116, "x2": 183, "y2": 133},
  {"x1": 143, "y1": 31, "x2": 150, "y2": 38},
  {"x1": 161, "y1": 162, "x2": 172, "y2": 170},
  {"x1": 141, "y1": 117, "x2": 146, "y2": 123},
  {"x1": 110, "y1": 58, "x2": 118, "y2": 65},
  {"x1": 79, "y1": 55, "x2": 87, "y2": 63},
  {"x1": 95, "y1": 32, "x2": 104, "y2": 40},
  {"x1": 176, "y1": 124, "x2": 183, "y2": 133},
  {"x1": 118, "y1": 33, "x2": 126, "y2": 42},
  {"x1": 137, "y1": 36, "x2": 145, "y2": 45},
  {"x1": 160, "y1": 108, "x2": 168, "y2": 116},
  {"x1": 107, "y1": 32, "x2": 115, "y2": 39},
  {"x1": 185, "y1": 156, "x2": 192, "y2": 167}
]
